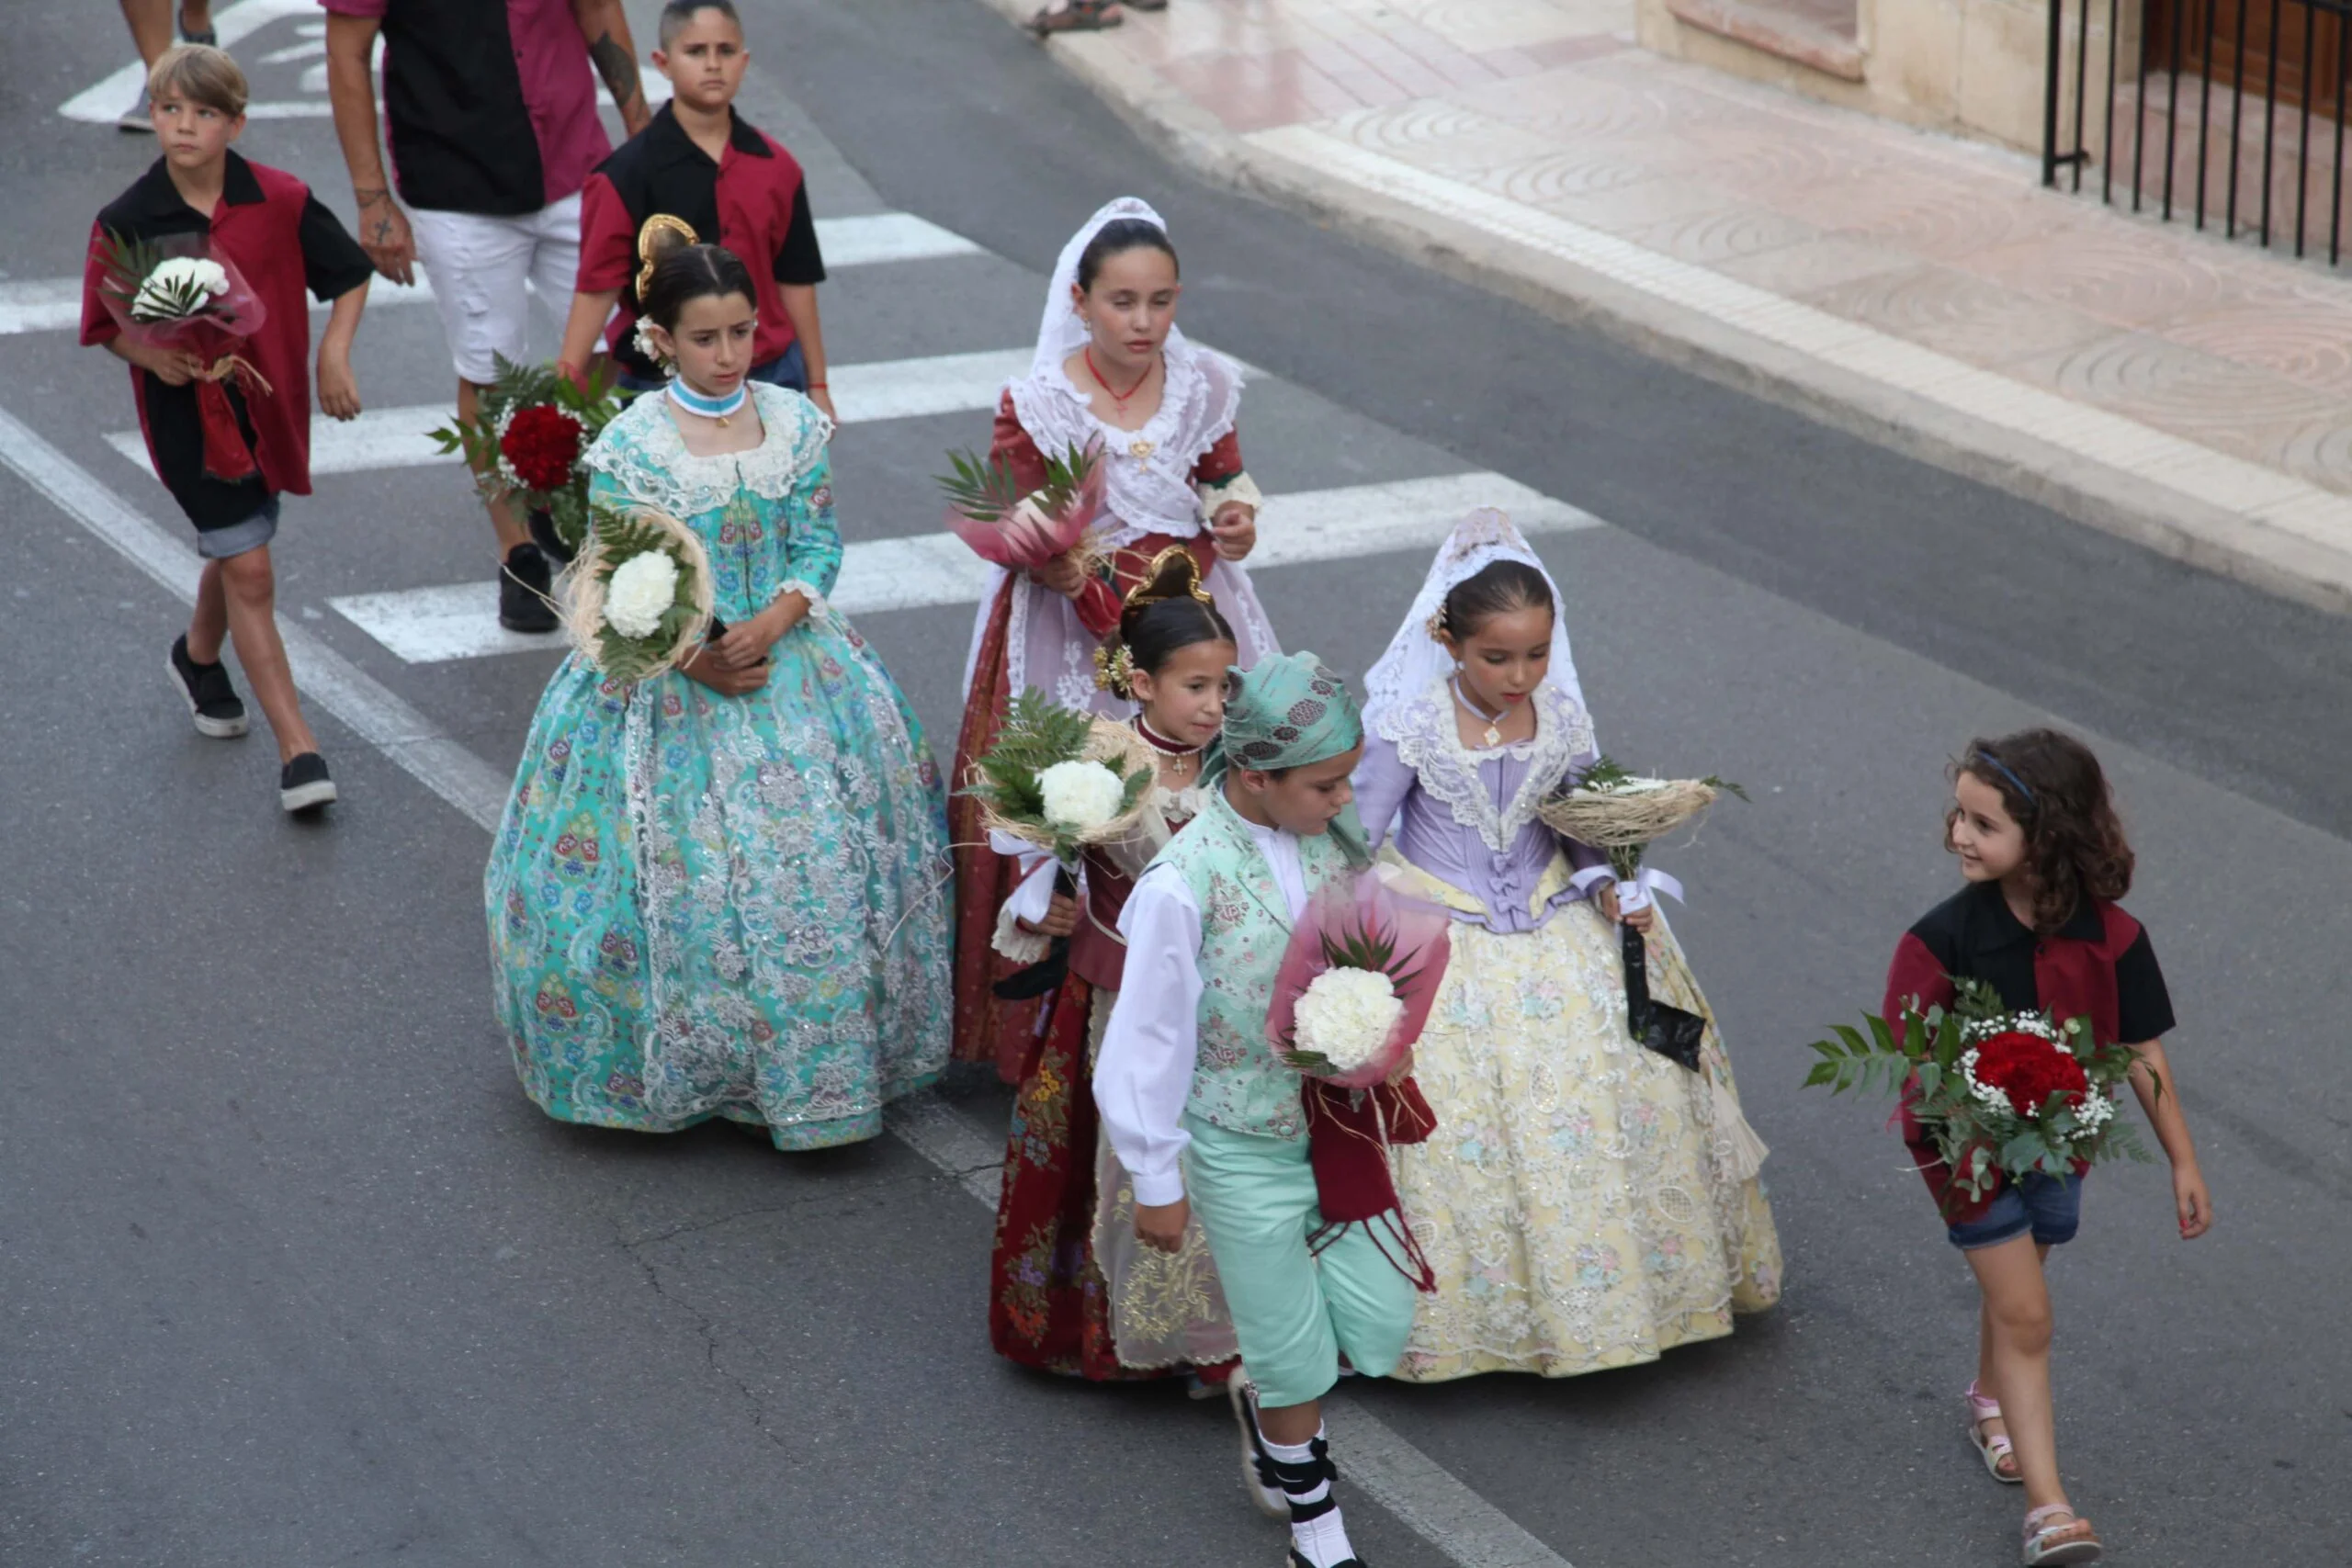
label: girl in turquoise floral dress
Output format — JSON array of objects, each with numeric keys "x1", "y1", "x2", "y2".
[{"x1": 484, "y1": 242, "x2": 953, "y2": 1151}]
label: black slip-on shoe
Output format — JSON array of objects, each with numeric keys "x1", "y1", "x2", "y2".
[
  {"x1": 279, "y1": 751, "x2": 338, "y2": 813},
  {"x1": 168, "y1": 636, "x2": 249, "y2": 738}
]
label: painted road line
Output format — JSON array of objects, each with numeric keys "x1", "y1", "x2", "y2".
[
  {"x1": 3, "y1": 215, "x2": 984, "y2": 336},
  {"x1": 0, "y1": 406, "x2": 507, "y2": 830},
  {"x1": 61, "y1": 0, "x2": 669, "y2": 123},
  {"x1": 107, "y1": 348, "x2": 1034, "y2": 476},
  {"x1": 328, "y1": 473, "x2": 1598, "y2": 663},
  {"x1": 8, "y1": 402, "x2": 1577, "y2": 1568}
]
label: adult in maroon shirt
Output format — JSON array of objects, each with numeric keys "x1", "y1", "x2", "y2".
[{"x1": 321, "y1": 0, "x2": 652, "y2": 631}]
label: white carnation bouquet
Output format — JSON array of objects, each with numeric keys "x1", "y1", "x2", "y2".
[
  {"x1": 963, "y1": 690, "x2": 1158, "y2": 866},
  {"x1": 564, "y1": 506, "x2": 716, "y2": 682},
  {"x1": 1268, "y1": 874, "x2": 1453, "y2": 1090}
]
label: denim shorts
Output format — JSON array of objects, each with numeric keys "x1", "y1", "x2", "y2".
[
  {"x1": 195, "y1": 492, "x2": 280, "y2": 560},
  {"x1": 1947, "y1": 1171, "x2": 2084, "y2": 1251}
]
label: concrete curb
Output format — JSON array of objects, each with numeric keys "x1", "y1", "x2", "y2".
[{"x1": 988, "y1": 0, "x2": 2352, "y2": 616}]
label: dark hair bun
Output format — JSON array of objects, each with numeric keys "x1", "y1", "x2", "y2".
[
  {"x1": 1102, "y1": 552, "x2": 1231, "y2": 695},
  {"x1": 1077, "y1": 218, "x2": 1181, "y2": 293}
]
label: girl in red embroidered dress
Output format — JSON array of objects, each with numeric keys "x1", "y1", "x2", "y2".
[
  {"x1": 986, "y1": 551, "x2": 1240, "y2": 1380},
  {"x1": 951, "y1": 197, "x2": 1279, "y2": 1077},
  {"x1": 1882, "y1": 730, "x2": 2211, "y2": 1567}
]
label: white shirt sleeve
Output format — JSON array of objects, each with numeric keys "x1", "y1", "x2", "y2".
[
  {"x1": 988, "y1": 829, "x2": 1064, "y2": 963},
  {"x1": 1093, "y1": 863, "x2": 1204, "y2": 1207}
]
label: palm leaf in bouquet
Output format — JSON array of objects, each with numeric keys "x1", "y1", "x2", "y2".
[
  {"x1": 962, "y1": 690, "x2": 1156, "y2": 863},
  {"x1": 934, "y1": 434, "x2": 1107, "y2": 570}
]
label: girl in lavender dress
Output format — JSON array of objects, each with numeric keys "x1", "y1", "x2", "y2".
[{"x1": 1353, "y1": 510, "x2": 1782, "y2": 1381}]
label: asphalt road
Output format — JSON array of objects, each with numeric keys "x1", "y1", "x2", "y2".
[{"x1": 2, "y1": 1, "x2": 2347, "y2": 1565}]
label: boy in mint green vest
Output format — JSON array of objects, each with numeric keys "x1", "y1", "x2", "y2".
[{"x1": 1096, "y1": 652, "x2": 1415, "y2": 1568}]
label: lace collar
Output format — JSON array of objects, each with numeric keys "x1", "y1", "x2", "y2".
[
  {"x1": 1006, "y1": 340, "x2": 1243, "y2": 546},
  {"x1": 1379, "y1": 676, "x2": 1597, "y2": 853},
  {"x1": 582, "y1": 383, "x2": 832, "y2": 520}
]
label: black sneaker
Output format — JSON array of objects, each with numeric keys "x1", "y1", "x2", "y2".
[
  {"x1": 168, "y1": 636, "x2": 249, "y2": 738},
  {"x1": 279, "y1": 752, "x2": 337, "y2": 813},
  {"x1": 499, "y1": 542, "x2": 560, "y2": 633}
]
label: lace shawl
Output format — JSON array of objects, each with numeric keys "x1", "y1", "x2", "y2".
[
  {"x1": 581, "y1": 384, "x2": 833, "y2": 520},
  {"x1": 1376, "y1": 677, "x2": 1597, "y2": 854},
  {"x1": 1004, "y1": 339, "x2": 1243, "y2": 547}
]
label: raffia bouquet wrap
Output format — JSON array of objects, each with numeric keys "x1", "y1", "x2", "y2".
[
  {"x1": 1537, "y1": 758, "x2": 1770, "y2": 1180},
  {"x1": 563, "y1": 506, "x2": 716, "y2": 683}
]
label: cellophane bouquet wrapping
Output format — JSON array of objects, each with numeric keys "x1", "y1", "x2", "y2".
[
  {"x1": 1267, "y1": 871, "x2": 1452, "y2": 1090},
  {"x1": 935, "y1": 434, "x2": 1107, "y2": 572},
  {"x1": 1804, "y1": 975, "x2": 2154, "y2": 1211},
  {"x1": 96, "y1": 231, "x2": 271, "y2": 481}
]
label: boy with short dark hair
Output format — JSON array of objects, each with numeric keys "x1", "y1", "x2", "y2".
[
  {"x1": 558, "y1": 0, "x2": 832, "y2": 419},
  {"x1": 82, "y1": 45, "x2": 374, "y2": 813}
]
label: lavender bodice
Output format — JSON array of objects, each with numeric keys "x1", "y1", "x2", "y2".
[{"x1": 1354, "y1": 729, "x2": 1607, "y2": 935}]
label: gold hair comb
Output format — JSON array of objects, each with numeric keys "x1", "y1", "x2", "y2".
[
  {"x1": 1123, "y1": 545, "x2": 1216, "y2": 610},
  {"x1": 635, "y1": 213, "x2": 699, "y2": 300}
]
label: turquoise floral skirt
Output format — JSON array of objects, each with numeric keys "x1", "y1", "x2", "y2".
[{"x1": 484, "y1": 613, "x2": 953, "y2": 1150}]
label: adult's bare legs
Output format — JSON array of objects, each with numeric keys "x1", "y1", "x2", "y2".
[{"x1": 458, "y1": 379, "x2": 530, "y2": 556}]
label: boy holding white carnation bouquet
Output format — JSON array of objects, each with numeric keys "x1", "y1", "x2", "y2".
[
  {"x1": 81, "y1": 44, "x2": 373, "y2": 812},
  {"x1": 1096, "y1": 652, "x2": 1416, "y2": 1568}
]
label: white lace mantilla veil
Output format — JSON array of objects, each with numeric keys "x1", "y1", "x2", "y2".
[
  {"x1": 957, "y1": 197, "x2": 1277, "y2": 715},
  {"x1": 1362, "y1": 507, "x2": 1594, "y2": 746}
]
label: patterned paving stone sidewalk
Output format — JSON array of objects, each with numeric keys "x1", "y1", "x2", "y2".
[{"x1": 991, "y1": 0, "x2": 2352, "y2": 610}]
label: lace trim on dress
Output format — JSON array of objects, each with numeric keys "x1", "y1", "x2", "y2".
[
  {"x1": 1382, "y1": 677, "x2": 1597, "y2": 853},
  {"x1": 582, "y1": 384, "x2": 833, "y2": 521},
  {"x1": 1005, "y1": 340, "x2": 1243, "y2": 547}
]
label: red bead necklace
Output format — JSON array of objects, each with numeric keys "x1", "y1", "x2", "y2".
[{"x1": 1083, "y1": 345, "x2": 1155, "y2": 412}]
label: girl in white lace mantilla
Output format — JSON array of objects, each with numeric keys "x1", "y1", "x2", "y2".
[
  {"x1": 985, "y1": 549, "x2": 1240, "y2": 1381},
  {"x1": 1352, "y1": 509, "x2": 1782, "y2": 1381},
  {"x1": 950, "y1": 197, "x2": 1281, "y2": 1077}
]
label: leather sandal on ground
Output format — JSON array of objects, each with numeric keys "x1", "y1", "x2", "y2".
[
  {"x1": 1026, "y1": 0, "x2": 1123, "y2": 33},
  {"x1": 1966, "y1": 1380, "x2": 2023, "y2": 1484},
  {"x1": 2021, "y1": 1504, "x2": 2101, "y2": 1565}
]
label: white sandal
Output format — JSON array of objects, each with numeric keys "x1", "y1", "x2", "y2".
[
  {"x1": 2021, "y1": 1503, "x2": 2102, "y2": 1565},
  {"x1": 1966, "y1": 1380, "x2": 2024, "y2": 1484}
]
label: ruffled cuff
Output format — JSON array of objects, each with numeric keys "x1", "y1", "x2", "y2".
[
  {"x1": 1198, "y1": 470, "x2": 1264, "y2": 515},
  {"x1": 989, "y1": 838, "x2": 1061, "y2": 962},
  {"x1": 777, "y1": 579, "x2": 830, "y2": 623}
]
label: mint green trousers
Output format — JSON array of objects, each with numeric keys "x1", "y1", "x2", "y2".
[{"x1": 1182, "y1": 1112, "x2": 1417, "y2": 1408}]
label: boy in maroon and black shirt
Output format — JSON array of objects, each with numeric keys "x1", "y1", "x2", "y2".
[
  {"x1": 556, "y1": 0, "x2": 831, "y2": 419},
  {"x1": 82, "y1": 46, "x2": 372, "y2": 814}
]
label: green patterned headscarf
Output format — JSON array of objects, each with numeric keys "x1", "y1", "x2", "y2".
[{"x1": 1223, "y1": 651, "x2": 1364, "y2": 772}]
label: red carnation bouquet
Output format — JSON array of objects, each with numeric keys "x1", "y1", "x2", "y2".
[
  {"x1": 1804, "y1": 976, "x2": 2156, "y2": 1210},
  {"x1": 1264, "y1": 871, "x2": 1452, "y2": 1291},
  {"x1": 431, "y1": 355, "x2": 623, "y2": 557}
]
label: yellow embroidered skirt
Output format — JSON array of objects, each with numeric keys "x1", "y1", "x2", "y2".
[{"x1": 1384, "y1": 856, "x2": 1783, "y2": 1382}]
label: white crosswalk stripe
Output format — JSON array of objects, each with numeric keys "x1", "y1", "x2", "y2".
[
  {"x1": 105, "y1": 347, "x2": 1034, "y2": 474},
  {"x1": 1, "y1": 213, "x2": 981, "y2": 336},
  {"x1": 327, "y1": 474, "x2": 1600, "y2": 663}
]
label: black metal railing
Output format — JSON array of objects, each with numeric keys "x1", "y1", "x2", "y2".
[{"x1": 2043, "y1": 0, "x2": 2350, "y2": 265}]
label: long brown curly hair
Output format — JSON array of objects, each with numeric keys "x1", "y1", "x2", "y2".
[{"x1": 1945, "y1": 728, "x2": 2134, "y2": 933}]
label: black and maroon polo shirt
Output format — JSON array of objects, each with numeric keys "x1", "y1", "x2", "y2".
[
  {"x1": 576, "y1": 105, "x2": 826, "y2": 378},
  {"x1": 1883, "y1": 879, "x2": 2175, "y2": 1218}
]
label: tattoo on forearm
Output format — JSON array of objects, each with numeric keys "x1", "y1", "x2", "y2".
[
  {"x1": 588, "y1": 32, "x2": 642, "y2": 107},
  {"x1": 356, "y1": 186, "x2": 390, "y2": 205}
]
